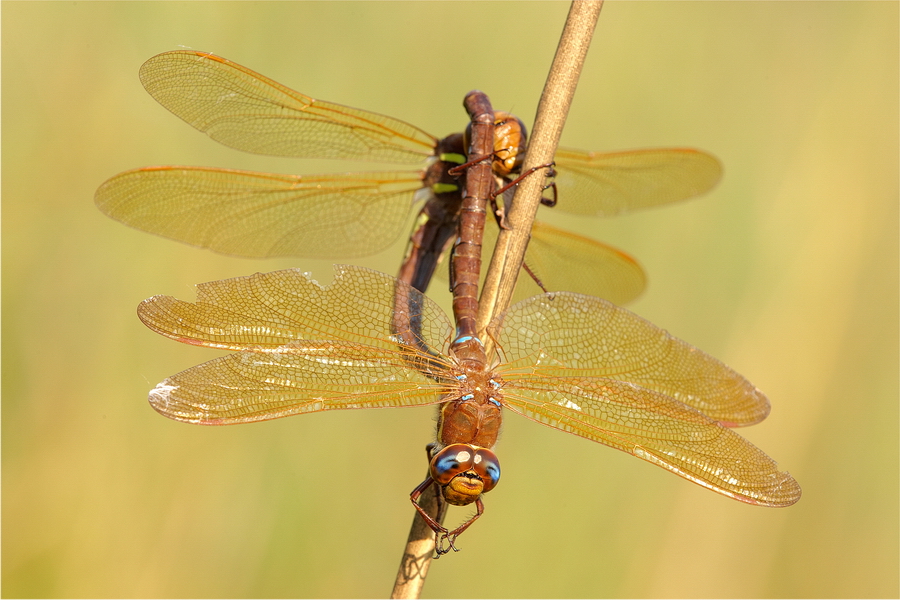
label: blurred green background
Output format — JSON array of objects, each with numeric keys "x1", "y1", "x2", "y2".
[{"x1": 3, "y1": 2, "x2": 897, "y2": 598}]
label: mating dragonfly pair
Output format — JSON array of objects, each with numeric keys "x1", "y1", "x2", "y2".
[{"x1": 96, "y1": 50, "x2": 800, "y2": 555}]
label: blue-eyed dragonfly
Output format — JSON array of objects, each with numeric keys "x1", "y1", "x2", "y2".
[{"x1": 134, "y1": 90, "x2": 799, "y2": 554}]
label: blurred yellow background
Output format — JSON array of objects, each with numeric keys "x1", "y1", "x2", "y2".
[{"x1": 3, "y1": 2, "x2": 896, "y2": 597}]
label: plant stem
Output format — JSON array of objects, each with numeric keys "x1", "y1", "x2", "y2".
[
  {"x1": 390, "y1": 2, "x2": 602, "y2": 597},
  {"x1": 478, "y1": 0, "x2": 603, "y2": 346}
]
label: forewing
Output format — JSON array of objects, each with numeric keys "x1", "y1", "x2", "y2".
[
  {"x1": 553, "y1": 148, "x2": 722, "y2": 216},
  {"x1": 149, "y1": 339, "x2": 450, "y2": 424},
  {"x1": 95, "y1": 166, "x2": 422, "y2": 258},
  {"x1": 500, "y1": 374, "x2": 800, "y2": 506},
  {"x1": 491, "y1": 292, "x2": 768, "y2": 426},
  {"x1": 137, "y1": 265, "x2": 454, "y2": 356},
  {"x1": 140, "y1": 50, "x2": 436, "y2": 162}
]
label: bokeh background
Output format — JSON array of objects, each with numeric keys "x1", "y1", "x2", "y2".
[{"x1": 3, "y1": 2, "x2": 897, "y2": 598}]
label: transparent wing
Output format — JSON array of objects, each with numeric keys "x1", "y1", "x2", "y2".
[
  {"x1": 148, "y1": 339, "x2": 451, "y2": 425},
  {"x1": 553, "y1": 148, "x2": 723, "y2": 216},
  {"x1": 435, "y1": 220, "x2": 647, "y2": 305},
  {"x1": 95, "y1": 166, "x2": 422, "y2": 258},
  {"x1": 491, "y1": 292, "x2": 769, "y2": 427},
  {"x1": 140, "y1": 50, "x2": 436, "y2": 162},
  {"x1": 486, "y1": 220, "x2": 646, "y2": 305},
  {"x1": 500, "y1": 374, "x2": 800, "y2": 506},
  {"x1": 137, "y1": 264, "x2": 454, "y2": 354}
]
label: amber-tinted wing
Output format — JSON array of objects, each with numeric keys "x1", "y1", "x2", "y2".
[
  {"x1": 500, "y1": 375, "x2": 800, "y2": 507},
  {"x1": 139, "y1": 265, "x2": 456, "y2": 424},
  {"x1": 481, "y1": 220, "x2": 646, "y2": 306},
  {"x1": 138, "y1": 264, "x2": 453, "y2": 352},
  {"x1": 434, "y1": 220, "x2": 646, "y2": 304},
  {"x1": 147, "y1": 340, "x2": 451, "y2": 425},
  {"x1": 552, "y1": 148, "x2": 723, "y2": 216},
  {"x1": 140, "y1": 50, "x2": 436, "y2": 162},
  {"x1": 491, "y1": 292, "x2": 769, "y2": 427},
  {"x1": 95, "y1": 166, "x2": 423, "y2": 258}
]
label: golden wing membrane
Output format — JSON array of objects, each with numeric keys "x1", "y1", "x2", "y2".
[
  {"x1": 553, "y1": 148, "x2": 723, "y2": 216},
  {"x1": 138, "y1": 265, "x2": 454, "y2": 353},
  {"x1": 492, "y1": 292, "x2": 769, "y2": 427},
  {"x1": 141, "y1": 265, "x2": 797, "y2": 504},
  {"x1": 149, "y1": 340, "x2": 450, "y2": 425},
  {"x1": 499, "y1": 375, "x2": 800, "y2": 506},
  {"x1": 139, "y1": 50, "x2": 436, "y2": 162},
  {"x1": 95, "y1": 166, "x2": 422, "y2": 258},
  {"x1": 437, "y1": 219, "x2": 646, "y2": 305},
  {"x1": 509, "y1": 220, "x2": 646, "y2": 305}
]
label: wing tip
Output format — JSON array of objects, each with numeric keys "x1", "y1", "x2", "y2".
[
  {"x1": 634, "y1": 444, "x2": 802, "y2": 507},
  {"x1": 148, "y1": 379, "x2": 224, "y2": 425},
  {"x1": 148, "y1": 380, "x2": 178, "y2": 413}
]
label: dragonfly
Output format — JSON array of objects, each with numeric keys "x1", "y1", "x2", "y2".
[
  {"x1": 137, "y1": 263, "x2": 801, "y2": 553},
  {"x1": 136, "y1": 91, "x2": 800, "y2": 554},
  {"x1": 95, "y1": 49, "x2": 723, "y2": 305}
]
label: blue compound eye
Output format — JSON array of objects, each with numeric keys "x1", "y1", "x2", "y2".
[
  {"x1": 473, "y1": 448, "x2": 501, "y2": 492},
  {"x1": 429, "y1": 444, "x2": 475, "y2": 485}
]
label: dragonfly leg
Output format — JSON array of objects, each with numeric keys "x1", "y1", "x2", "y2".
[
  {"x1": 410, "y1": 477, "x2": 448, "y2": 537},
  {"x1": 411, "y1": 477, "x2": 461, "y2": 558},
  {"x1": 410, "y1": 446, "x2": 486, "y2": 557},
  {"x1": 435, "y1": 497, "x2": 485, "y2": 556},
  {"x1": 489, "y1": 187, "x2": 509, "y2": 231},
  {"x1": 486, "y1": 163, "x2": 553, "y2": 292},
  {"x1": 490, "y1": 162, "x2": 557, "y2": 229},
  {"x1": 490, "y1": 162, "x2": 556, "y2": 201},
  {"x1": 540, "y1": 175, "x2": 558, "y2": 207},
  {"x1": 423, "y1": 443, "x2": 449, "y2": 524},
  {"x1": 447, "y1": 153, "x2": 492, "y2": 177},
  {"x1": 521, "y1": 262, "x2": 549, "y2": 294},
  {"x1": 434, "y1": 531, "x2": 461, "y2": 556}
]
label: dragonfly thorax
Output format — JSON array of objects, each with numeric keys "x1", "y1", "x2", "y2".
[
  {"x1": 438, "y1": 364, "x2": 503, "y2": 449},
  {"x1": 425, "y1": 132, "x2": 467, "y2": 198}
]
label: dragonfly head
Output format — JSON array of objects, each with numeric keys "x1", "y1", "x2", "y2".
[
  {"x1": 430, "y1": 443, "x2": 501, "y2": 506},
  {"x1": 491, "y1": 111, "x2": 527, "y2": 177},
  {"x1": 463, "y1": 111, "x2": 527, "y2": 178}
]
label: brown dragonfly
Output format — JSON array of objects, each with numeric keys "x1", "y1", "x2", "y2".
[
  {"x1": 137, "y1": 263, "x2": 801, "y2": 553},
  {"x1": 136, "y1": 90, "x2": 799, "y2": 554},
  {"x1": 95, "y1": 50, "x2": 722, "y2": 305}
]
